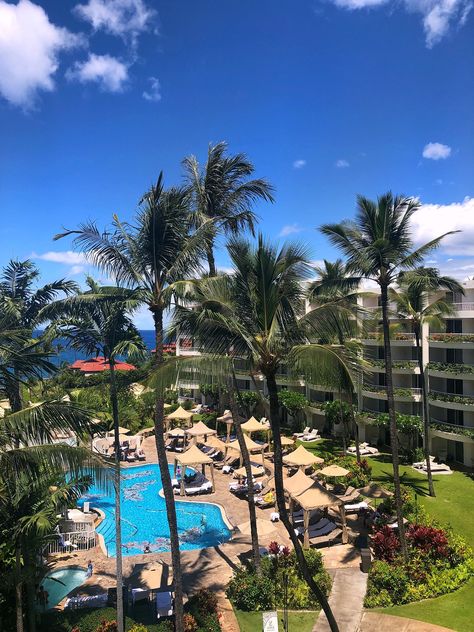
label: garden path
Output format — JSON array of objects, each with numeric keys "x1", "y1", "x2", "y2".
[{"x1": 313, "y1": 568, "x2": 367, "y2": 632}]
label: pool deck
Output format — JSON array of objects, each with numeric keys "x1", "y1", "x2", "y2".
[{"x1": 50, "y1": 435, "x2": 364, "y2": 629}]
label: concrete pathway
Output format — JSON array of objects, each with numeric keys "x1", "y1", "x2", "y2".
[
  {"x1": 359, "y1": 613, "x2": 454, "y2": 632},
  {"x1": 313, "y1": 568, "x2": 368, "y2": 632}
]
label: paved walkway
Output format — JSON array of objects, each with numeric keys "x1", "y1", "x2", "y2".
[
  {"x1": 313, "y1": 568, "x2": 367, "y2": 632},
  {"x1": 359, "y1": 613, "x2": 454, "y2": 632}
]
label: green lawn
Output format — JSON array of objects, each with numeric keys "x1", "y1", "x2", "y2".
[
  {"x1": 234, "y1": 609, "x2": 317, "y2": 632},
  {"x1": 303, "y1": 440, "x2": 474, "y2": 632}
]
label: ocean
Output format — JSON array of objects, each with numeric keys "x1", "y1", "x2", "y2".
[{"x1": 39, "y1": 330, "x2": 157, "y2": 366}]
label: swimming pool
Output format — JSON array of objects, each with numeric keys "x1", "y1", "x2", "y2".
[
  {"x1": 39, "y1": 566, "x2": 87, "y2": 609},
  {"x1": 79, "y1": 464, "x2": 231, "y2": 557}
]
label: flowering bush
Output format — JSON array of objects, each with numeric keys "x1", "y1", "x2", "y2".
[
  {"x1": 183, "y1": 613, "x2": 198, "y2": 632},
  {"x1": 94, "y1": 622, "x2": 117, "y2": 632},
  {"x1": 371, "y1": 526, "x2": 400, "y2": 562},
  {"x1": 227, "y1": 544, "x2": 331, "y2": 611},
  {"x1": 365, "y1": 521, "x2": 474, "y2": 607},
  {"x1": 407, "y1": 524, "x2": 449, "y2": 558}
]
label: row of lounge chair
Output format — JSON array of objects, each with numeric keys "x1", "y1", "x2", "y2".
[
  {"x1": 413, "y1": 455, "x2": 452, "y2": 473},
  {"x1": 229, "y1": 480, "x2": 264, "y2": 498},
  {"x1": 347, "y1": 442, "x2": 379, "y2": 456},
  {"x1": 294, "y1": 517, "x2": 342, "y2": 546}
]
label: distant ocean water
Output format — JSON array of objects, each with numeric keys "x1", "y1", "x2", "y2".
[{"x1": 36, "y1": 330, "x2": 158, "y2": 366}]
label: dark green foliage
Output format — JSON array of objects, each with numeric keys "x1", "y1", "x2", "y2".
[
  {"x1": 186, "y1": 589, "x2": 221, "y2": 631},
  {"x1": 38, "y1": 607, "x2": 171, "y2": 632},
  {"x1": 227, "y1": 547, "x2": 331, "y2": 611}
]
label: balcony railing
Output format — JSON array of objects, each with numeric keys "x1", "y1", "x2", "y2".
[
  {"x1": 363, "y1": 332, "x2": 415, "y2": 341},
  {"x1": 428, "y1": 333, "x2": 474, "y2": 344},
  {"x1": 368, "y1": 360, "x2": 418, "y2": 370},
  {"x1": 429, "y1": 390, "x2": 474, "y2": 406},
  {"x1": 430, "y1": 418, "x2": 474, "y2": 440},
  {"x1": 451, "y1": 302, "x2": 474, "y2": 311},
  {"x1": 362, "y1": 385, "x2": 422, "y2": 398},
  {"x1": 427, "y1": 362, "x2": 474, "y2": 375}
]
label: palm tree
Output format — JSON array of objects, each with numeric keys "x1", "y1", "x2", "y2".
[
  {"x1": 183, "y1": 141, "x2": 274, "y2": 275},
  {"x1": 164, "y1": 235, "x2": 358, "y2": 632},
  {"x1": 320, "y1": 192, "x2": 458, "y2": 557},
  {"x1": 0, "y1": 260, "x2": 77, "y2": 412},
  {"x1": 308, "y1": 259, "x2": 364, "y2": 459},
  {"x1": 50, "y1": 278, "x2": 146, "y2": 632},
  {"x1": 390, "y1": 268, "x2": 464, "y2": 497},
  {"x1": 55, "y1": 173, "x2": 211, "y2": 631}
]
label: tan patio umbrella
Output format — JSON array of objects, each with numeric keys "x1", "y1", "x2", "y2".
[
  {"x1": 283, "y1": 469, "x2": 315, "y2": 497},
  {"x1": 107, "y1": 427, "x2": 130, "y2": 436},
  {"x1": 283, "y1": 444, "x2": 323, "y2": 470},
  {"x1": 167, "y1": 427, "x2": 186, "y2": 437},
  {"x1": 357, "y1": 483, "x2": 393, "y2": 499},
  {"x1": 280, "y1": 435, "x2": 295, "y2": 447},
  {"x1": 185, "y1": 421, "x2": 216, "y2": 445},
  {"x1": 226, "y1": 434, "x2": 267, "y2": 467},
  {"x1": 173, "y1": 445, "x2": 214, "y2": 495},
  {"x1": 137, "y1": 426, "x2": 155, "y2": 437},
  {"x1": 164, "y1": 403, "x2": 173, "y2": 409},
  {"x1": 165, "y1": 405, "x2": 194, "y2": 431},
  {"x1": 237, "y1": 518, "x2": 277, "y2": 537},
  {"x1": 233, "y1": 464, "x2": 265, "y2": 478},
  {"x1": 203, "y1": 435, "x2": 227, "y2": 453},
  {"x1": 241, "y1": 416, "x2": 268, "y2": 434},
  {"x1": 292, "y1": 482, "x2": 347, "y2": 548},
  {"x1": 319, "y1": 465, "x2": 350, "y2": 478}
]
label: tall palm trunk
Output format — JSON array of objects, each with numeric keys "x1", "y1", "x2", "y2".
[
  {"x1": 23, "y1": 543, "x2": 36, "y2": 632},
  {"x1": 266, "y1": 373, "x2": 339, "y2": 632},
  {"x1": 349, "y1": 392, "x2": 361, "y2": 463},
  {"x1": 109, "y1": 361, "x2": 124, "y2": 632},
  {"x1": 229, "y1": 372, "x2": 260, "y2": 571},
  {"x1": 414, "y1": 329, "x2": 435, "y2": 497},
  {"x1": 15, "y1": 546, "x2": 23, "y2": 632},
  {"x1": 206, "y1": 246, "x2": 217, "y2": 277},
  {"x1": 152, "y1": 306, "x2": 184, "y2": 632},
  {"x1": 380, "y1": 284, "x2": 408, "y2": 558}
]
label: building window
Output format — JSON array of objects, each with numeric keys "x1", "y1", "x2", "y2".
[
  {"x1": 446, "y1": 319, "x2": 462, "y2": 334},
  {"x1": 446, "y1": 379, "x2": 463, "y2": 395},
  {"x1": 447, "y1": 348, "x2": 463, "y2": 364}
]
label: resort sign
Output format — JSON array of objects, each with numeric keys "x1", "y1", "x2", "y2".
[{"x1": 263, "y1": 610, "x2": 279, "y2": 631}]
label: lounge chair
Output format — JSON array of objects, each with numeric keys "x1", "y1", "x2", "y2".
[
  {"x1": 293, "y1": 427, "x2": 311, "y2": 439},
  {"x1": 300, "y1": 430, "x2": 319, "y2": 442},
  {"x1": 344, "y1": 501, "x2": 368, "y2": 513},
  {"x1": 310, "y1": 527, "x2": 342, "y2": 547},
  {"x1": 131, "y1": 588, "x2": 150, "y2": 605},
  {"x1": 156, "y1": 591, "x2": 174, "y2": 619},
  {"x1": 65, "y1": 593, "x2": 108, "y2": 610},
  {"x1": 136, "y1": 449, "x2": 146, "y2": 461}
]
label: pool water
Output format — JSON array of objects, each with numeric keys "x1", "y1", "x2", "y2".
[
  {"x1": 39, "y1": 566, "x2": 87, "y2": 609},
  {"x1": 79, "y1": 464, "x2": 231, "y2": 557}
]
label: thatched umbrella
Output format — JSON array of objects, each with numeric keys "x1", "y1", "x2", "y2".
[{"x1": 283, "y1": 444, "x2": 323, "y2": 470}]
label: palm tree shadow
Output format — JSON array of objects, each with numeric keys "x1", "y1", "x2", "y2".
[{"x1": 372, "y1": 466, "x2": 430, "y2": 496}]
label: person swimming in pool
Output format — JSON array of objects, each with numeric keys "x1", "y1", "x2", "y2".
[{"x1": 144, "y1": 543, "x2": 151, "y2": 553}]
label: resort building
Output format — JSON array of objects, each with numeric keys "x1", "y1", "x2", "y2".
[{"x1": 175, "y1": 279, "x2": 474, "y2": 468}]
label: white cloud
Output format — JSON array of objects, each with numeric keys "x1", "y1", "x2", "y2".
[
  {"x1": 279, "y1": 224, "x2": 303, "y2": 237},
  {"x1": 293, "y1": 159, "x2": 307, "y2": 169},
  {"x1": 0, "y1": 0, "x2": 82, "y2": 108},
  {"x1": 335, "y1": 159, "x2": 350, "y2": 168},
  {"x1": 69, "y1": 265, "x2": 86, "y2": 275},
  {"x1": 142, "y1": 76, "x2": 161, "y2": 102},
  {"x1": 327, "y1": 0, "x2": 472, "y2": 47},
  {"x1": 67, "y1": 54, "x2": 128, "y2": 92},
  {"x1": 423, "y1": 142, "x2": 452, "y2": 160},
  {"x1": 411, "y1": 197, "x2": 474, "y2": 256},
  {"x1": 74, "y1": 0, "x2": 154, "y2": 40},
  {"x1": 32, "y1": 250, "x2": 87, "y2": 265}
]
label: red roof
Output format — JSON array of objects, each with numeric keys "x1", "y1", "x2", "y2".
[{"x1": 70, "y1": 356, "x2": 136, "y2": 372}]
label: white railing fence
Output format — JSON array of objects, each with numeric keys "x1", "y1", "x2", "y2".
[{"x1": 46, "y1": 530, "x2": 98, "y2": 555}]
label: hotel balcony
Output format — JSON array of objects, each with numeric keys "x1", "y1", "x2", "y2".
[
  {"x1": 428, "y1": 390, "x2": 474, "y2": 411},
  {"x1": 450, "y1": 302, "x2": 474, "y2": 318},
  {"x1": 362, "y1": 385, "x2": 422, "y2": 402},
  {"x1": 361, "y1": 332, "x2": 416, "y2": 346},
  {"x1": 429, "y1": 417, "x2": 474, "y2": 444},
  {"x1": 428, "y1": 333, "x2": 474, "y2": 349},
  {"x1": 427, "y1": 362, "x2": 474, "y2": 380},
  {"x1": 367, "y1": 360, "x2": 419, "y2": 374}
]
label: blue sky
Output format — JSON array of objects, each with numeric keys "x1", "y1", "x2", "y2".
[{"x1": 0, "y1": 0, "x2": 473, "y2": 327}]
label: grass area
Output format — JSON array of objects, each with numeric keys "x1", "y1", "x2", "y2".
[
  {"x1": 303, "y1": 439, "x2": 474, "y2": 631},
  {"x1": 234, "y1": 609, "x2": 317, "y2": 632}
]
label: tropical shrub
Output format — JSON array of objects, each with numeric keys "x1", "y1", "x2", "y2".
[
  {"x1": 186, "y1": 589, "x2": 221, "y2": 631},
  {"x1": 278, "y1": 390, "x2": 309, "y2": 430},
  {"x1": 317, "y1": 454, "x2": 371, "y2": 488},
  {"x1": 128, "y1": 626, "x2": 148, "y2": 632},
  {"x1": 365, "y1": 521, "x2": 474, "y2": 607},
  {"x1": 94, "y1": 621, "x2": 117, "y2": 632},
  {"x1": 226, "y1": 544, "x2": 331, "y2": 611},
  {"x1": 183, "y1": 613, "x2": 198, "y2": 632}
]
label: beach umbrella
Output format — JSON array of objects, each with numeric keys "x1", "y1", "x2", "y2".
[
  {"x1": 233, "y1": 464, "x2": 264, "y2": 478},
  {"x1": 357, "y1": 484, "x2": 393, "y2": 499},
  {"x1": 280, "y1": 435, "x2": 295, "y2": 447},
  {"x1": 107, "y1": 427, "x2": 130, "y2": 436},
  {"x1": 319, "y1": 465, "x2": 350, "y2": 478},
  {"x1": 282, "y1": 444, "x2": 323, "y2": 469}
]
